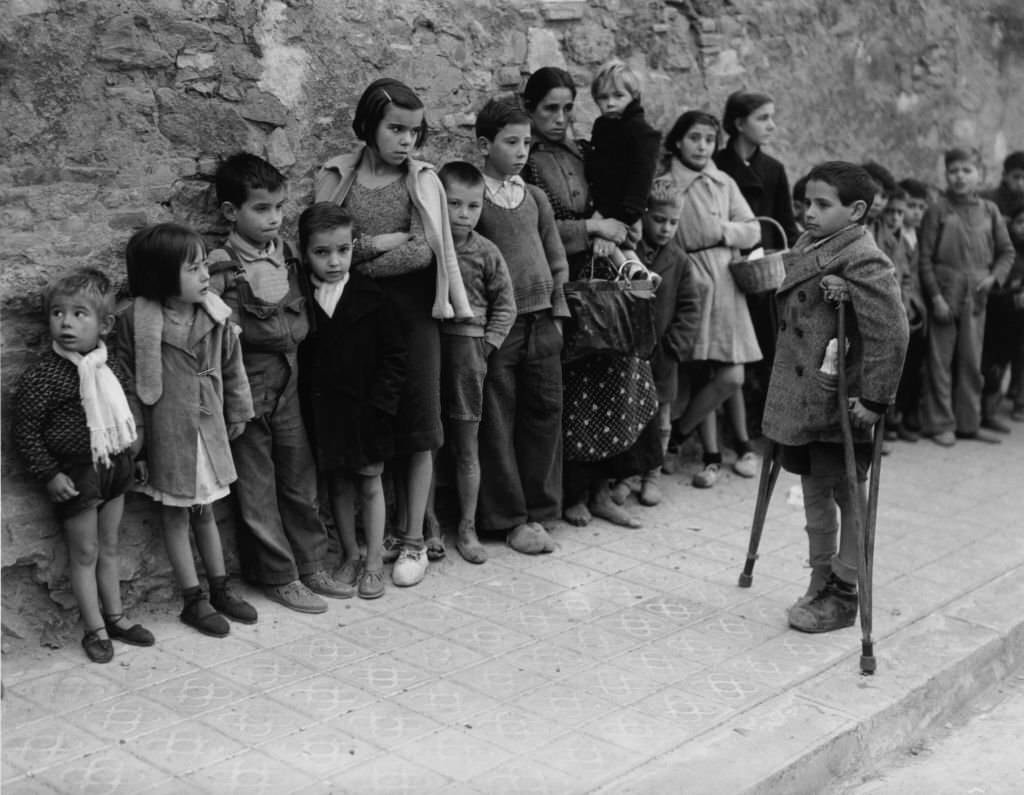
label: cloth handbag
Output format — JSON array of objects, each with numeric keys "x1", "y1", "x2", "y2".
[
  {"x1": 562, "y1": 257, "x2": 659, "y2": 363},
  {"x1": 563, "y1": 354, "x2": 658, "y2": 462}
]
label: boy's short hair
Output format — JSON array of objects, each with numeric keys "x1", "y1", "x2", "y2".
[
  {"x1": 297, "y1": 202, "x2": 353, "y2": 257},
  {"x1": 590, "y1": 59, "x2": 641, "y2": 102},
  {"x1": 438, "y1": 161, "x2": 485, "y2": 192},
  {"x1": 352, "y1": 78, "x2": 428, "y2": 148},
  {"x1": 806, "y1": 161, "x2": 877, "y2": 211},
  {"x1": 1003, "y1": 151, "x2": 1024, "y2": 174},
  {"x1": 860, "y1": 160, "x2": 897, "y2": 195},
  {"x1": 792, "y1": 174, "x2": 809, "y2": 204},
  {"x1": 126, "y1": 222, "x2": 204, "y2": 301},
  {"x1": 647, "y1": 177, "x2": 682, "y2": 210},
  {"x1": 886, "y1": 186, "x2": 909, "y2": 203},
  {"x1": 722, "y1": 90, "x2": 773, "y2": 139},
  {"x1": 944, "y1": 146, "x2": 981, "y2": 169},
  {"x1": 475, "y1": 95, "x2": 531, "y2": 142},
  {"x1": 897, "y1": 178, "x2": 929, "y2": 200},
  {"x1": 215, "y1": 152, "x2": 286, "y2": 208},
  {"x1": 45, "y1": 268, "x2": 116, "y2": 318}
]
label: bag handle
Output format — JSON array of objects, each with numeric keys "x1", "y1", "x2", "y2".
[
  {"x1": 755, "y1": 216, "x2": 789, "y2": 251},
  {"x1": 616, "y1": 258, "x2": 653, "y2": 282}
]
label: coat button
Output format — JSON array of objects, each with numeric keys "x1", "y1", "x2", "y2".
[
  {"x1": 797, "y1": 291, "x2": 807, "y2": 302},
  {"x1": 795, "y1": 365, "x2": 804, "y2": 376}
]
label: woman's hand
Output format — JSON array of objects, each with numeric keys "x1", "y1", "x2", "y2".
[
  {"x1": 587, "y1": 217, "x2": 629, "y2": 245},
  {"x1": 373, "y1": 232, "x2": 412, "y2": 252},
  {"x1": 592, "y1": 238, "x2": 618, "y2": 259}
]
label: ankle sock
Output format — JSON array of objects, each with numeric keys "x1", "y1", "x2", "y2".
[{"x1": 703, "y1": 451, "x2": 723, "y2": 467}]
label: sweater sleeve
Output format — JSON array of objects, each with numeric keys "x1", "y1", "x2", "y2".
[
  {"x1": 616, "y1": 119, "x2": 662, "y2": 226},
  {"x1": 721, "y1": 178, "x2": 761, "y2": 249},
  {"x1": 988, "y1": 201, "x2": 1015, "y2": 284},
  {"x1": 12, "y1": 362, "x2": 64, "y2": 483},
  {"x1": 482, "y1": 246, "x2": 517, "y2": 349},
  {"x1": 355, "y1": 205, "x2": 434, "y2": 278},
  {"x1": 221, "y1": 322, "x2": 255, "y2": 425},
  {"x1": 532, "y1": 188, "x2": 571, "y2": 318},
  {"x1": 663, "y1": 253, "x2": 702, "y2": 363},
  {"x1": 917, "y1": 203, "x2": 943, "y2": 302}
]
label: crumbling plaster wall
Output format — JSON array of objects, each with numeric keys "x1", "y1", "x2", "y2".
[{"x1": 2, "y1": 0, "x2": 1022, "y2": 634}]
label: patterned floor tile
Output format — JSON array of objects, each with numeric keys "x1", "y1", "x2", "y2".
[
  {"x1": 129, "y1": 721, "x2": 246, "y2": 777},
  {"x1": 522, "y1": 557, "x2": 606, "y2": 588},
  {"x1": 1, "y1": 690, "x2": 49, "y2": 731},
  {"x1": 390, "y1": 678, "x2": 505, "y2": 725},
  {"x1": 476, "y1": 569, "x2": 567, "y2": 603},
  {"x1": 277, "y1": 631, "x2": 376, "y2": 671},
  {"x1": 1, "y1": 775, "x2": 60, "y2": 794},
  {"x1": 182, "y1": 748, "x2": 316, "y2": 794},
  {"x1": 570, "y1": 545, "x2": 649, "y2": 575},
  {"x1": 443, "y1": 619, "x2": 533, "y2": 657},
  {"x1": 1, "y1": 716, "x2": 106, "y2": 774},
  {"x1": 544, "y1": 587, "x2": 623, "y2": 623},
  {"x1": 461, "y1": 757, "x2": 583, "y2": 795},
  {"x1": 676, "y1": 668, "x2": 777, "y2": 708},
  {"x1": 660, "y1": 549, "x2": 734, "y2": 580},
  {"x1": 588, "y1": 606, "x2": 680, "y2": 643},
  {"x1": 515, "y1": 680, "x2": 618, "y2": 727},
  {"x1": 320, "y1": 753, "x2": 452, "y2": 794},
  {"x1": 497, "y1": 603, "x2": 581, "y2": 639},
  {"x1": 392, "y1": 726, "x2": 513, "y2": 781},
  {"x1": 64, "y1": 692, "x2": 184, "y2": 741},
  {"x1": 616, "y1": 560, "x2": 703, "y2": 592},
  {"x1": 607, "y1": 644, "x2": 705, "y2": 685},
  {"x1": 582, "y1": 705, "x2": 697, "y2": 753},
  {"x1": 92, "y1": 646, "x2": 199, "y2": 691},
  {"x1": 636, "y1": 593, "x2": 720, "y2": 625},
  {"x1": 330, "y1": 698, "x2": 446, "y2": 750},
  {"x1": 390, "y1": 634, "x2": 487, "y2": 673},
  {"x1": 631, "y1": 685, "x2": 736, "y2": 733},
  {"x1": 260, "y1": 722, "x2": 381, "y2": 777},
  {"x1": 549, "y1": 623, "x2": 642, "y2": 659},
  {"x1": 501, "y1": 640, "x2": 596, "y2": 680},
  {"x1": 267, "y1": 673, "x2": 376, "y2": 720},
  {"x1": 434, "y1": 583, "x2": 525, "y2": 619},
  {"x1": 447, "y1": 657, "x2": 554, "y2": 697},
  {"x1": 577, "y1": 661, "x2": 666, "y2": 705},
  {"x1": 6, "y1": 666, "x2": 125, "y2": 718},
  {"x1": 530, "y1": 731, "x2": 639, "y2": 787},
  {"x1": 460, "y1": 705, "x2": 570, "y2": 753},
  {"x1": 199, "y1": 693, "x2": 313, "y2": 744},
  {"x1": 686, "y1": 611, "x2": 787, "y2": 654},
  {"x1": 570, "y1": 575, "x2": 665, "y2": 607},
  {"x1": 667, "y1": 573, "x2": 754, "y2": 609},
  {"x1": 33, "y1": 748, "x2": 173, "y2": 795},
  {"x1": 388, "y1": 599, "x2": 477, "y2": 635},
  {"x1": 0, "y1": 648, "x2": 80, "y2": 685},
  {"x1": 210, "y1": 648, "x2": 316, "y2": 689},
  {"x1": 337, "y1": 615, "x2": 431, "y2": 653},
  {"x1": 332, "y1": 655, "x2": 430, "y2": 696},
  {"x1": 145, "y1": 669, "x2": 253, "y2": 717},
  {"x1": 160, "y1": 631, "x2": 261, "y2": 669}
]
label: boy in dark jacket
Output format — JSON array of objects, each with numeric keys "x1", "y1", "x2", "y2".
[
  {"x1": 762, "y1": 161, "x2": 908, "y2": 633},
  {"x1": 586, "y1": 58, "x2": 662, "y2": 269}
]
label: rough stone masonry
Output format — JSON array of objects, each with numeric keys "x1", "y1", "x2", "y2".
[{"x1": 2, "y1": 0, "x2": 1022, "y2": 634}]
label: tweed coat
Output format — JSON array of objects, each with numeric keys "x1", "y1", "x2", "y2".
[{"x1": 762, "y1": 224, "x2": 909, "y2": 447}]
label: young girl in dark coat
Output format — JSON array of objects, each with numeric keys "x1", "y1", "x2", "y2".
[{"x1": 297, "y1": 203, "x2": 407, "y2": 600}]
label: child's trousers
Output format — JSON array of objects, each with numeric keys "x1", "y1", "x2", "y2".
[
  {"x1": 922, "y1": 302, "x2": 986, "y2": 435},
  {"x1": 477, "y1": 311, "x2": 563, "y2": 531},
  {"x1": 231, "y1": 368, "x2": 327, "y2": 586},
  {"x1": 801, "y1": 472, "x2": 867, "y2": 585}
]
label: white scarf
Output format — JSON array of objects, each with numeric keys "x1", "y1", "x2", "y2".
[
  {"x1": 312, "y1": 273, "x2": 348, "y2": 318},
  {"x1": 52, "y1": 341, "x2": 137, "y2": 467}
]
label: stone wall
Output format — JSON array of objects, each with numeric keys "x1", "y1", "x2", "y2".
[{"x1": 2, "y1": 0, "x2": 1023, "y2": 635}]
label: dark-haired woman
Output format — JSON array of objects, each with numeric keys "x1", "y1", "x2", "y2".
[{"x1": 315, "y1": 78, "x2": 472, "y2": 588}]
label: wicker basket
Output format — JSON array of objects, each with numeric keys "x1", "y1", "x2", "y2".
[{"x1": 729, "y1": 216, "x2": 789, "y2": 294}]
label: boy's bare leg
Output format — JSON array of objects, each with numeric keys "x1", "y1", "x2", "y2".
[
  {"x1": 160, "y1": 505, "x2": 201, "y2": 589},
  {"x1": 675, "y1": 364, "x2": 744, "y2": 438},
  {"x1": 95, "y1": 496, "x2": 125, "y2": 622},
  {"x1": 64, "y1": 508, "x2": 107, "y2": 638},
  {"x1": 423, "y1": 457, "x2": 444, "y2": 559},
  {"x1": 359, "y1": 474, "x2": 386, "y2": 572},
  {"x1": 329, "y1": 474, "x2": 361, "y2": 567},
  {"x1": 402, "y1": 451, "x2": 432, "y2": 548},
  {"x1": 450, "y1": 420, "x2": 486, "y2": 563}
]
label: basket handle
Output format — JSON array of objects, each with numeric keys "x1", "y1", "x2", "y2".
[{"x1": 755, "y1": 216, "x2": 788, "y2": 250}]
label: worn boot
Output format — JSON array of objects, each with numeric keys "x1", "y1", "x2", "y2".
[
  {"x1": 787, "y1": 572, "x2": 858, "y2": 633},
  {"x1": 639, "y1": 468, "x2": 662, "y2": 506},
  {"x1": 180, "y1": 586, "x2": 230, "y2": 638},
  {"x1": 209, "y1": 576, "x2": 258, "y2": 624}
]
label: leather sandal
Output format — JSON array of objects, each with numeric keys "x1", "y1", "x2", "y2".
[
  {"x1": 103, "y1": 612, "x2": 155, "y2": 646},
  {"x1": 82, "y1": 627, "x2": 114, "y2": 663}
]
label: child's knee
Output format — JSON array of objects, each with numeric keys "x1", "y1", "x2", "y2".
[{"x1": 720, "y1": 364, "x2": 745, "y2": 391}]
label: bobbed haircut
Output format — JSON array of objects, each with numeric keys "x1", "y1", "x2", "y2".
[
  {"x1": 944, "y1": 146, "x2": 981, "y2": 169},
  {"x1": 45, "y1": 268, "x2": 116, "y2": 318},
  {"x1": 215, "y1": 151, "x2": 286, "y2": 207},
  {"x1": 522, "y1": 66, "x2": 577, "y2": 111},
  {"x1": 1003, "y1": 150, "x2": 1024, "y2": 174},
  {"x1": 297, "y1": 203, "x2": 353, "y2": 260},
  {"x1": 647, "y1": 177, "x2": 683, "y2": 210},
  {"x1": 590, "y1": 59, "x2": 641, "y2": 102},
  {"x1": 352, "y1": 78, "x2": 427, "y2": 149},
  {"x1": 897, "y1": 178, "x2": 929, "y2": 200},
  {"x1": 438, "y1": 161, "x2": 485, "y2": 192},
  {"x1": 475, "y1": 95, "x2": 531, "y2": 141},
  {"x1": 806, "y1": 161, "x2": 877, "y2": 211},
  {"x1": 125, "y1": 222, "x2": 205, "y2": 301},
  {"x1": 722, "y1": 90, "x2": 773, "y2": 138},
  {"x1": 664, "y1": 110, "x2": 721, "y2": 161}
]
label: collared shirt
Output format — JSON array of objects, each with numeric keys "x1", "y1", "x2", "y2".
[
  {"x1": 312, "y1": 274, "x2": 348, "y2": 318},
  {"x1": 483, "y1": 174, "x2": 526, "y2": 210}
]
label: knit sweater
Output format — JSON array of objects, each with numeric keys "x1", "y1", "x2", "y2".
[
  {"x1": 14, "y1": 350, "x2": 137, "y2": 482},
  {"x1": 441, "y1": 231, "x2": 517, "y2": 349},
  {"x1": 476, "y1": 184, "x2": 570, "y2": 318}
]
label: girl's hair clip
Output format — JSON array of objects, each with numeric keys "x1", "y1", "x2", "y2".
[{"x1": 380, "y1": 89, "x2": 393, "y2": 103}]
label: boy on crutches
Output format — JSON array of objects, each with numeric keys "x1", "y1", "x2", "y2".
[{"x1": 762, "y1": 161, "x2": 908, "y2": 633}]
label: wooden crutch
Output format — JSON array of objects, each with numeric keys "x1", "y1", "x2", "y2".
[
  {"x1": 821, "y1": 274, "x2": 884, "y2": 675},
  {"x1": 737, "y1": 440, "x2": 782, "y2": 588}
]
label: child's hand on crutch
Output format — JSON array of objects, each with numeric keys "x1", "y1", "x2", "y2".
[{"x1": 847, "y1": 397, "x2": 880, "y2": 430}]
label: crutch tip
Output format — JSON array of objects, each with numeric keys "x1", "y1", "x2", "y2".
[
  {"x1": 737, "y1": 573, "x2": 753, "y2": 588},
  {"x1": 860, "y1": 654, "x2": 877, "y2": 675}
]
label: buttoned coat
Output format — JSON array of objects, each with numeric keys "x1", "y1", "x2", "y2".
[
  {"x1": 115, "y1": 295, "x2": 254, "y2": 499},
  {"x1": 762, "y1": 225, "x2": 909, "y2": 447}
]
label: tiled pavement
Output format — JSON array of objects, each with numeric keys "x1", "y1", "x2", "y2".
[{"x1": 3, "y1": 427, "x2": 1023, "y2": 794}]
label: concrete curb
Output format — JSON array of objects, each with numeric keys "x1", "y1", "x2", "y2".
[{"x1": 595, "y1": 566, "x2": 1024, "y2": 795}]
